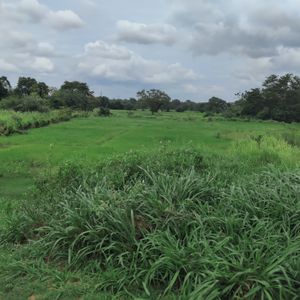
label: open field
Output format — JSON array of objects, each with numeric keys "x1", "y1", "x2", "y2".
[
  {"x1": 1, "y1": 110, "x2": 299, "y2": 199},
  {"x1": 0, "y1": 110, "x2": 300, "y2": 299}
]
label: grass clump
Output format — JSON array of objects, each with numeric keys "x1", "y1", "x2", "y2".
[
  {"x1": 0, "y1": 109, "x2": 87, "y2": 136},
  {"x1": 1, "y1": 144, "x2": 300, "y2": 299}
]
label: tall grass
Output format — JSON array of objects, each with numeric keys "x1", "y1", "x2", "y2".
[
  {"x1": 0, "y1": 109, "x2": 87, "y2": 135},
  {"x1": 1, "y1": 138, "x2": 300, "y2": 299}
]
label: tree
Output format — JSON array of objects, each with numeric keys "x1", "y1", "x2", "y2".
[
  {"x1": 207, "y1": 97, "x2": 228, "y2": 113},
  {"x1": 49, "y1": 89, "x2": 88, "y2": 110},
  {"x1": 60, "y1": 81, "x2": 93, "y2": 96},
  {"x1": 54, "y1": 81, "x2": 94, "y2": 110},
  {"x1": 195, "y1": 102, "x2": 208, "y2": 112},
  {"x1": 98, "y1": 96, "x2": 110, "y2": 108},
  {"x1": 170, "y1": 99, "x2": 181, "y2": 111},
  {"x1": 16, "y1": 77, "x2": 38, "y2": 96},
  {"x1": 0, "y1": 76, "x2": 11, "y2": 99},
  {"x1": 37, "y1": 82, "x2": 49, "y2": 98},
  {"x1": 137, "y1": 89, "x2": 171, "y2": 114},
  {"x1": 238, "y1": 73, "x2": 300, "y2": 122},
  {"x1": 240, "y1": 88, "x2": 264, "y2": 117}
]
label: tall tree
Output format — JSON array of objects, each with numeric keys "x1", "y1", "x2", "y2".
[
  {"x1": 240, "y1": 88, "x2": 264, "y2": 117},
  {"x1": 0, "y1": 76, "x2": 11, "y2": 99},
  {"x1": 60, "y1": 81, "x2": 93, "y2": 96},
  {"x1": 207, "y1": 97, "x2": 228, "y2": 113},
  {"x1": 16, "y1": 77, "x2": 38, "y2": 96},
  {"x1": 37, "y1": 82, "x2": 49, "y2": 98},
  {"x1": 238, "y1": 73, "x2": 300, "y2": 122},
  {"x1": 137, "y1": 89, "x2": 171, "y2": 114}
]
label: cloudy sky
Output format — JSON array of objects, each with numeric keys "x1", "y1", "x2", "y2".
[{"x1": 1, "y1": 0, "x2": 300, "y2": 101}]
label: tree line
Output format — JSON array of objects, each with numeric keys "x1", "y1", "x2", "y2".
[{"x1": 1, "y1": 73, "x2": 300, "y2": 122}]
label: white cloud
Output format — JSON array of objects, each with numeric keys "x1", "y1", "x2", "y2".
[
  {"x1": 117, "y1": 20, "x2": 177, "y2": 45},
  {"x1": 0, "y1": 0, "x2": 78, "y2": 76},
  {"x1": 182, "y1": 83, "x2": 225, "y2": 96},
  {"x1": 35, "y1": 42, "x2": 55, "y2": 57},
  {"x1": 271, "y1": 47, "x2": 300, "y2": 70},
  {"x1": 232, "y1": 57, "x2": 273, "y2": 85},
  {"x1": 84, "y1": 40, "x2": 132, "y2": 60},
  {"x1": 0, "y1": 59, "x2": 20, "y2": 72},
  {"x1": 142, "y1": 62, "x2": 199, "y2": 84},
  {"x1": 0, "y1": 29, "x2": 33, "y2": 50},
  {"x1": 31, "y1": 57, "x2": 54, "y2": 72},
  {"x1": 2, "y1": 0, "x2": 84, "y2": 31},
  {"x1": 17, "y1": 0, "x2": 47, "y2": 22},
  {"x1": 78, "y1": 40, "x2": 200, "y2": 84},
  {"x1": 170, "y1": 0, "x2": 300, "y2": 58},
  {"x1": 48, "y1": 10, "x2": 84, "y2": 30}
]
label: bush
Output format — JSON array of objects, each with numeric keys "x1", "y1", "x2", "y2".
[
  {"x1": 176, "y1": 106, "x2": 186, "y2": 112},
  {"x1": 0, "y1": 94, "x2": 49, "y2": 112},
  {"x1": 0, "y1": 109, "x2": 75, "y2": 135},
  {"x1": 93, "y1": 107, "x2": 111, "y2": 117}
]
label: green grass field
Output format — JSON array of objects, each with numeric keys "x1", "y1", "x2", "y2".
[
  {"x1": 1, "y1": 110, "x2": 299, "y2": 199},
  {"x1": 0, "y1": 110, "x2": 300, "y2": 299}
]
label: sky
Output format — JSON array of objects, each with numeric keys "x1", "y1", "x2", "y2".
[{"x1": 1, "y1": 0, "x2": 300, "y2": 101}]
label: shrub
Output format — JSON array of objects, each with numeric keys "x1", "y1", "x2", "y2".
[
  {"x1": 0, "y1": 94, "x2": 49, "y2": 112},
  {"x1": 93, "y1": 107, "x2": 111, "y2": 117},
  {"x1": 0, "y1": 109, "x2": 76, "y2": 135},
  {"x1": 176, "y1": 106, "x2": 186, "y2": 112}
]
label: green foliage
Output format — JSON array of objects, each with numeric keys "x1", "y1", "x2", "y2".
[
  {"x1": 137, "y1": 89, "x2": 171, "y2": 113},
  {"x1": 37, "y1": 82, "x2": 49, "y2": 98},
  {"x1": 0, "y1": 94, "x2": 49, "y2": 113},
  {"x1": 93, "y1": 107, "x2": 111, "y2": 117},
  {"x1": 49, "y1": 89, "x2": 86, "y2": 110},
  {"x1": 1, "y1": 141, "x2": 300, "y2": 298},
  {"x1": 0, "y1": 76, "x2": 11, "y2": 99},
  {"x1": 49, "y1": 89, "x2": 97, "y2": 111},
  {"x1": 60, "y1": 81, "x2": 93, "y2": 97},
  {"x1": 0, "y1": 112, "x2": 299, "y2": 298},
  {"x1": 238, "y1": 73, "x2": 300, "y2": 123},
  {"x1": 15, "y1": 77, "x2": 38, "y2": 97},
  {"x1": 0, "y1": 109, "x2": 74, "y2": 135},
  {"x1": 207, "y1": 96, "x2": 228, "y2": 113},
  {"x1": 282, "y1": 131, "x2": 300, "y2": 147}
]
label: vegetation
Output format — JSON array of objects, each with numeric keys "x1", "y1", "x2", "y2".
[
  {"x1": 137, "y1": 89, "x2": 171, "y2": 113},
  {"x1": 0, "y1": 111, "x2": 299, "y2": 298},
  {"x1": 1, "y1": 73, "x2": 300, "y2": 123},
  {"x1": 0, "y1": 69, "x2": 300, "y2": 298},
  {"x1": 0, "y1": 76, "x2": 11, "y2": 99},
  {"x1": 236, "y1": 74, "x2": 300, "y2": 122},
  {"x1": 0, "y1": 109, "x2": 85, "y2": 136},
  {"x1": 0, "y1": 94, "x2": 49, "y2": 113},
  {"x1": 1, "y1": 140, "x2": 300, "y2": 299}
]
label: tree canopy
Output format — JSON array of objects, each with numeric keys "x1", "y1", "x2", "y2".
[
  {"x1": 0, "y1": 76, "x2": 11, "y2": 99},
  {"x1": 15, "y1": 77, "x2": 49, "y2": 98},
  {"x1": 238, "y1": 74, "x2": 300, "y2": 122},
  {"x1": 60, "y1": 81, "x2": 93, "y2": 96},
  {"x1": 137, "y1": 89, "x2": 171, "y2": 114},
  {"x1": 207, "y1": 97, "x2": 228, "y2": 113}
]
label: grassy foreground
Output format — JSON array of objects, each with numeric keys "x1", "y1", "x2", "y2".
[{"x1": 0, "y1": 111, "x2": 300, "y2": 299}]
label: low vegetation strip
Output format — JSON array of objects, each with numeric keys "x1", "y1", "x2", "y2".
[
  {"x1": 0, "y1": 110, "x2": 87, "y2": 136},
  {"x1": 1, "y1": 136, "x2": 300, "y2": 299}
]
